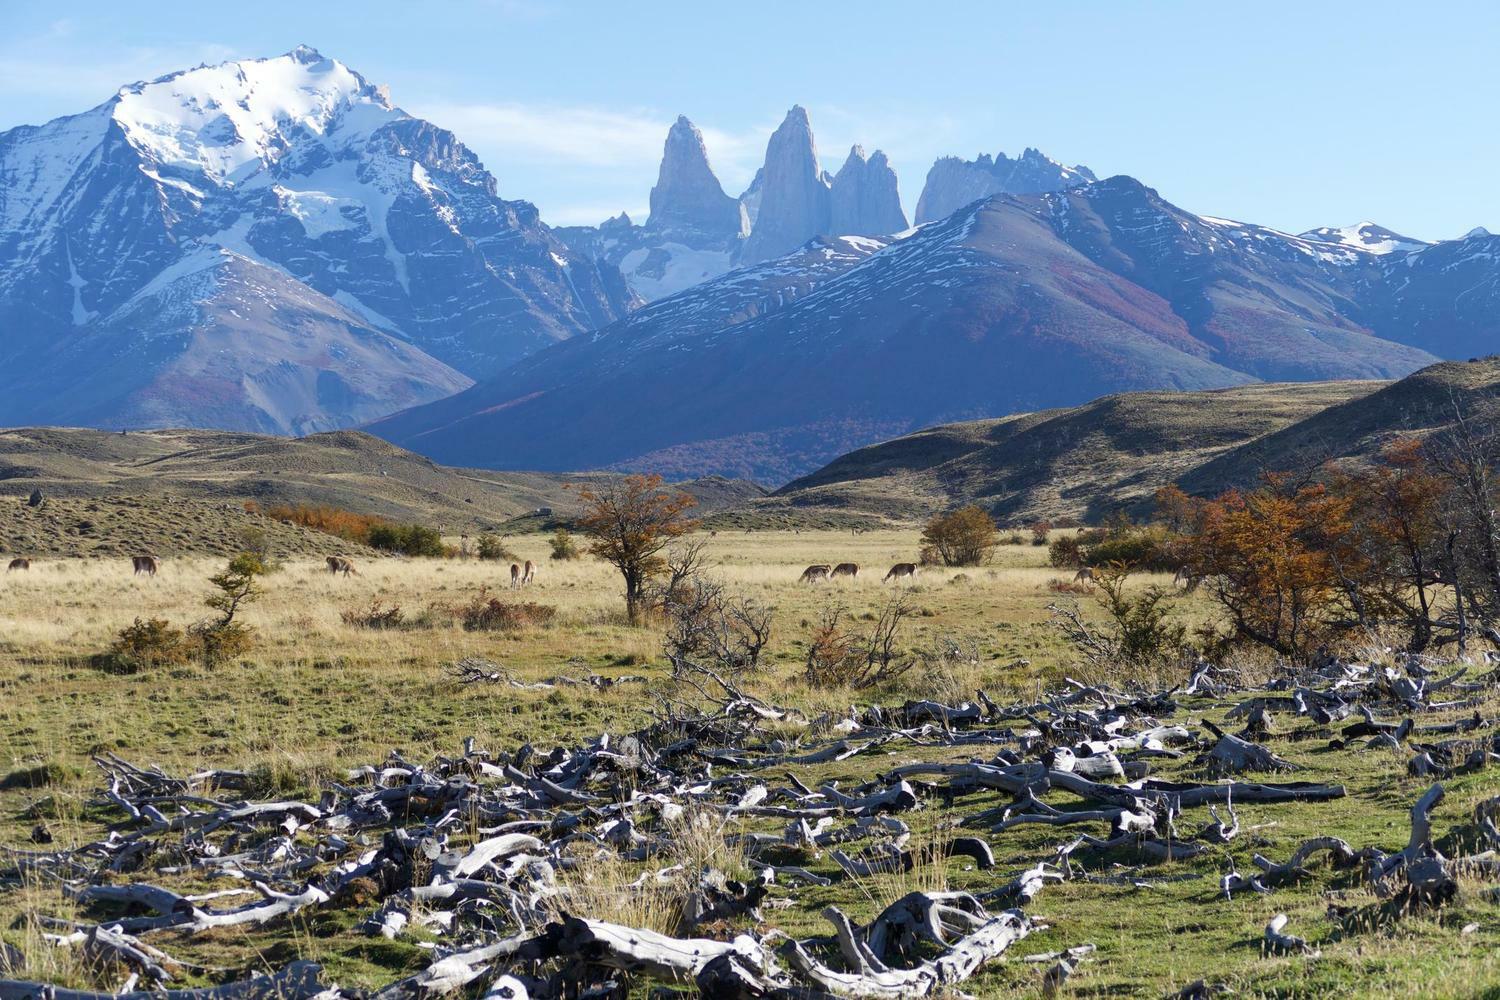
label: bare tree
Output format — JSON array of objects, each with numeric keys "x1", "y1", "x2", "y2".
[
  {"x1": 663, "y1": 574, "x2": 774, "y2": 678},
  {"x1": 804, "y1": 592, "x2": 914, "y2": 688},
  {"x1": 1429, "y1": 392, "x2": 1500, "y2": 628}
]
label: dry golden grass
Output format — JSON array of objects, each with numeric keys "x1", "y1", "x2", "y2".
[{"x1": 0, "y1": 528, "x2": 1213, "y2": 817}]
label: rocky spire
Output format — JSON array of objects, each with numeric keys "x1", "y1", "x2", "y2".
[
  {"x1": 830, "y1": 145, "x2": 907, "y2": 236},
  {"x1": 647, "y1": 116, "x2": 747, "y2": 238},
  {"x1": 739, "y1": 106, "x2": 831, "y2": 264}
]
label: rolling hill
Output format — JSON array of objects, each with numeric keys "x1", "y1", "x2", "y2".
[
  {"x1": 767, "y1": 381, "x2": 1380, "y2": 523},
  {"x1": 0, "y1": 427, "x2": 765, "y2": 556},
  {"x1": 767, "y1": 359, "x2": 1500, "y2": 524}
]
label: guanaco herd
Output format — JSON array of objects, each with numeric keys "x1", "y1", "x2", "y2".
[
  {"x1": 4, "y1": 553, "x2": 542, "y2": 588},
  {"x1": 798, "y1": 561, "x2": 920, "y2": 584},
  {"x1": 1071, "y1": 565, "x2": 1204, "y2": 592},
  {"x1": 5, "y1": 551, "x2": 1203, "y2": 595}
]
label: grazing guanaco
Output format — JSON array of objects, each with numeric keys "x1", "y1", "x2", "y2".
[
  {"x1": 799, "y1": 564, "x2": 831, "y2": 583},
  {"x1": 883, "y1": 562, "x2": 917, "y2": 583}
]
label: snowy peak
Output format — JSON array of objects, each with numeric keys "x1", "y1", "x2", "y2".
[
  {"x1": 1298, "y1": 221, "x2": 1429, "y2": 256},
  {"x1": 111, "y1": 46, "x2": 395, "y2": 187},
  {"x1": 0, "y1": 47, "x2": 633, "y2": 434},
  {"x1": 646, "y1": 115, "x2": 745, "y2": 238}
]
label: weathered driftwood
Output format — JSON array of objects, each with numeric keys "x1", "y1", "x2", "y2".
[
  {"x1": 783, "y1": 906, "x2": 1034, "y2": 998},
  {"x1": 9, "y1": 646, "x2": 1495, "y2": 999},
  {"x1": 1251, "y1": 836, "x2": 1359, "y2": 888},
  {"x1": 1200, "y1": 721, "x2": 1296, "y2": 775}
]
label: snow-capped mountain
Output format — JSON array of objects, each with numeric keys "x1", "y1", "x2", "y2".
[
  {"x1": 372, "y1": 176, "x2": 1477, "y2": 483},
  {"x1": 557, "y1": 107, "x2": 907, "y2": 299},
  {"x1": 0, "y1": 46, "x2": 631, "y2": 433}
]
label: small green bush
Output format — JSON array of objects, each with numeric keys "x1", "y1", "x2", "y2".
[
  {"x1": 368, "y1": 523, "x2": 446, "y2": 557},
  {"x1": 189, "y1": 620, "x2": 256, "y2": 665},
  {"x1": 476, "y1": 533, "x2": 515, "y2": 562},
  {"x1": 1082, "y1": 526, "x2": 1179, "y2": 572},
  {"x1": 236, "y1": 526, "x2": 281, "y2": 573},
  {"x1": 549, "y1": 528, "x2": 580, "y2": 561},
  {"x1": 98, "y1": 617, "x2": 190, "y2": 674},
  {"x1": 192, "y1": 552, "x2": 264, "y2": 665}
]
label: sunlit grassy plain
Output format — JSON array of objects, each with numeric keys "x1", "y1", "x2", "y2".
[{"x1": 1, "y1": 529, "x2": 1498, "y2": 997}]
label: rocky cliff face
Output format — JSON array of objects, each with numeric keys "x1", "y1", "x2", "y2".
[
  {"x1": 914, "y1": 148, "x2": 1095, "y2": 224},
  {"x1": 0, "y1": 46, "x2": 631, "y2": 432},
  {"x1": 647, "y1": 116, "x2": 748, "y2": 239},
  {"x1": 738, "y1": 107, "x2": 833, "y2": 264},
  {"x1": 560, "y1": 107, "x2": 910, "y2": 297},
  {"x1": 830, "y1": 146, "x2": 908, "y2": 237},
  {"x1": 555, "y1": 114, "x2": 745, "y2": 301}
]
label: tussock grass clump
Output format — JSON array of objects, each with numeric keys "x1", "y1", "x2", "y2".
[{"x1": 544, "y1": 806, "x2": 749, "y2": 937}]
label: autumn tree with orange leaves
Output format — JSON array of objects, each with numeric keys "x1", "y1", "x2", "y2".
[
  {"x1": 1162, "y1": 475, "x2": 1355, "y2": 660},
  {"x1": 576, "y1": 474, "x2": 699, "y2": 625},
  {"x1": 1159, "y1": 435, "x2": 1496, "y2": 658}
]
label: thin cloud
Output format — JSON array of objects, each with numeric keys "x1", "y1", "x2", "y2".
[{"x1": 414, "y1": 100, "x2": 780, "y2": 215}]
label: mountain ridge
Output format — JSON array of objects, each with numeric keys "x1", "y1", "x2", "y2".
[{"x1": 371, "y1": 178, "x2": 1454, "y2": 482}]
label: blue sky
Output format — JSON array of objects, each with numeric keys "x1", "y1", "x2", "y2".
[{"x1": 2, "y1": 0, "x2": 1494, "y2": 239}]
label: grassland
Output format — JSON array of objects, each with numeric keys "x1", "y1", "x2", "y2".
[{"x1": 2, "y1": 530, "x2": 1498, "y2": 997}]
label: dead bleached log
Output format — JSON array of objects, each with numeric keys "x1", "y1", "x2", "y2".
[
  {"x1": 1200, "y1": 721, "x2": 1296, "y2": 775},
  {"x1": 1262, "y1": 914, "x2": 1317, "y2": 957},
  {"x1": 0, "y1": 961, "x2": 326, "y2": 1000},
  {"x1": 1251, "y1": 836, "x2": 1359, "y2": 888},
  {"x1": 1476, "y1": 794, "x2": 1500, "y2": 851},
  {"x1": 783, "y1": 905, "x2": 1034, "y2": 998}
]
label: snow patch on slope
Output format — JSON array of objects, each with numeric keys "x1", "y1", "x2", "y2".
[{"x1": 1298, "y1": 221, "x2": 1429, "y2": 257}]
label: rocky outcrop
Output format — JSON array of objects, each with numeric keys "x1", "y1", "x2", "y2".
[
  {"x1": 830, "y1": 146, "x2": 908, "y2": 236},
  {"x1": 914, "y1": 148, "x2": 1095, "y2": 224},
  {"x1": 738, "y1": 107, "x2": 832, "y2": 264},
  {"x1": 647, "y1": 116, "x2": 747, "y2": 239},
  {"x1": 554, "y1": 116, "x2": 745, "y2": 302}
]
